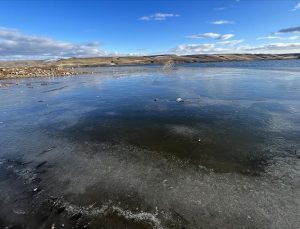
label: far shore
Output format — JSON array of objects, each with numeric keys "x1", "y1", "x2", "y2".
[{"x1": 0, "y1": 53, "x2": 299, "y2": 80}]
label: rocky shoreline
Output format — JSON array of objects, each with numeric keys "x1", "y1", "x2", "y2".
[
  {"x1": 0, "y1": 53, "x2": 299, "y2": 80},
  {"x1": 0, "y1": 66, "x2": 76, "y2": 80}
]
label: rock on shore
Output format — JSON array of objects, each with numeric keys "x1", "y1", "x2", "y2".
[{"x1": 0, "y1": 66, "x2": 75, "y2": 79}]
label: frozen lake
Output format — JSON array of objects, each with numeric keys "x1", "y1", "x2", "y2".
[{"x1": 0, "y1": 60, "x2": 300, "y2": 229}]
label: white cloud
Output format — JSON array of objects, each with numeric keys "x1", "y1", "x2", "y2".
[
  {"x1": 186, "y1": 33, "x2": 235, "y2": 40},
  {"x1": 173, "y1": 43, "x2": 229, "y2": 54},
  {"x1": 287, "y1": 36, "x2": 299, "y2": 40},
  {"x1": 0, "y1": 27, "x2": 109, "y2": 60},
  {"x1": 221, "y1": 34, "x2": 235, "y2": 40},
  {"x1": 211, "y1": 20, "x2": 235, "y2": 25},
  {"x1": 257, "y1": 35, "x2": 299, "y2": 40},
  {"x1": 172, "y1": 42, "x2": 300, "y2": 55},
  {"x1": 293, "y1": 2, "x2": 300, "y2": 10},
  {"x1": 186, "y1": 33, "x2": 220, "y2": 39},
  {"x1": 172, "y1": 39, "x2": 243, "y2": 55},
  {"x1": 218, "y1": 39, "x2": 244, "y2": 46},
  {"x1": 245, "y1": 43, "x2": 300, "y2": 53},
  {"x1": 139, "y1": 13, "x2": 179, "y2": 21}
]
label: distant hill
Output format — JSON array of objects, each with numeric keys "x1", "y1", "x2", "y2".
[
  {"x1": 1, "y1": 54, "x2": 300, "y2": 79},
  {"x1": 55, "y1": 53, "x2": 300, "y2": 67}
]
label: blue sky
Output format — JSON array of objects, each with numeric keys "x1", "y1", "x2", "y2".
[{"x1": 0, "y1": 0, "x2": 300, "y2": 59}]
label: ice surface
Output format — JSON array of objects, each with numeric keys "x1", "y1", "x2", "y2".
[{"x1": 0, "y1": 60, "x2": 299, "y2": 228}]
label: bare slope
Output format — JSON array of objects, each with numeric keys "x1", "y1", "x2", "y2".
[
  {"x1": 0, "y1": 54, "x2": 299, "y2": 79},
  {"x1": 56, "y1": 54, "x2": 300, "y2": 67}
]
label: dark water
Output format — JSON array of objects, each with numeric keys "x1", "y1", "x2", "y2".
[{"x1": 0, "y1": 60, "x2": 300, "y2": 229}]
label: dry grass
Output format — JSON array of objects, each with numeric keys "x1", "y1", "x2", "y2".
[{"x1": 0, "y1": 54, "x2": 299, "y2": 79}]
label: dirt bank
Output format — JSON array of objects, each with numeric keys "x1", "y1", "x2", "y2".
[{"x1": 1, "y1": 53, "x2": 299, "y2": 79}]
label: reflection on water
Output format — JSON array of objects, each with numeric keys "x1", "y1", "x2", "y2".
[{"x1": 0, "y1": 60, "x2": 300, "y2": 228}]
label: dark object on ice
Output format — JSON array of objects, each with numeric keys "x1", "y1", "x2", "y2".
[
  {"x1": 36, "y1": 161, "x2": 47, "y2": 169},
  {"x1": 55, "y1": 206, "x2": 65, "y2": 215},
  {"x1": 70, "y1": 213, "x2": 82, "y2": 221},
  {"x1": 38, "y1": 146, "x2": 56, "y2": 156}
]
